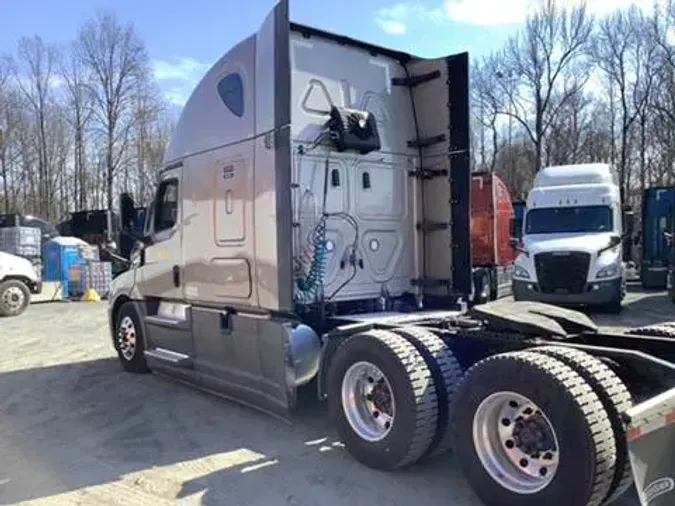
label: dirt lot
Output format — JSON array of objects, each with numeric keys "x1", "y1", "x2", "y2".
[{"x1": 1, "y1": 288, "x2": 671, "y2": 506}]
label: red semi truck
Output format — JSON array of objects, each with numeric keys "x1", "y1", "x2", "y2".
[{"x1": 470, "y1": 171, "x2": 515, "y2": 304}]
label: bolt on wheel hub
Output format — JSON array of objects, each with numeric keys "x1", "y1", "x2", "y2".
[{"x1": 473, "y1": 391, "x2": 560, "y2": 494}]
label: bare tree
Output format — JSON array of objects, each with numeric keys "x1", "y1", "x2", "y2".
[
  {"x1": 592, "y1": 5, "x2": 656, "y2": 198},
  {"x1": 59, "y1": 42, "x2": 95, "y2": 210},
  {"x1": 496, "y1": 0, "x2": 593, "y2": 174},
  {"x1": 76, "y1": 11, "x2": 150, "y2": 215},
  {"x1": 13, "y1": 35, "x2": 59, "y2": 216}
]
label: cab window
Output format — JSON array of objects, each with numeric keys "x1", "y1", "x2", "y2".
[{"x1": 153, "y1": 179, "x2": 179, "y2": 233}]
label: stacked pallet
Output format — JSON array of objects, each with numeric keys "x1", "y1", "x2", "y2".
[
  {"x1": 0, "y1": 226, "x2": 43, "y2": 276},
  {"x1": 69, "y1": 260, "x2": 112, "y2": 299}
]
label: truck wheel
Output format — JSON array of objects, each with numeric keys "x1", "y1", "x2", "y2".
[
  {"x1": 532, "y1": 346, "x2": 633, "y2": 505},
  {"x1": 114, "y1": 302, "x2": 150, "y2": 373},
  {"x1": 451, "y1": 351, "x2": 616, "y2": 506},
  {"x1": 474, "y1": 271, "x2": 490, "y2": 305},
  {"x1": 0, "y1": 279, "x2": 31, "y2": 317},
  {"x1": 391, "y1": 327, "x2": 463, "y2": 457},
  {"x1": 327, "y1": 329, "x2": 438, "y2": 470}
]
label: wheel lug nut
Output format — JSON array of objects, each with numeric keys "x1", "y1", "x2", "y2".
[
  {"x1": 505, "y1": 440, "x2": 515, "y2": 449},
  {"x1": 543, "y1": 452, "x2": 553, "y2": 460},
  {"x1": 373, "y1": 411, "x2": 380, "y2": 418},
  {"x1": 523, "y1": 407, "x2": 533, "y2": 416},
  {"x1": 509, "y1": 400, "x2": 518, "y2": 408},
  {"x1": 539, "y1": 467, "x2": 547, "y2": 476},
  {"x1": 519, "y1": 458, "x2": 528, "y2": 468},
  {"x1": 384, "y1": 421, "x2": 391, "y2": 429},
  {"x1": 501, "y1": 418, "x2": 511, "y2": 427},
  {"x1": 367, "y1": 376, "x2": 374, "y2": 383}
]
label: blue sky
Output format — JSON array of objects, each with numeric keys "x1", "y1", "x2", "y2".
[{"x1": 0, "y1": 0, "x2": 648, "y2": 108}]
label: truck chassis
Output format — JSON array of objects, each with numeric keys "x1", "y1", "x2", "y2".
[{"x1": 112, "y1": 297, "x2": 675, "y2": 506}]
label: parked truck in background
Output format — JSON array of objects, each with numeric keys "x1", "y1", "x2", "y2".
[
  {"x1": 511, "y1": 163, "x2": 630, "y2": 313},
  {"x1": 470, "y1": 171, "x2": 514, "y2": 303},
  {"x1": 0, "y1": 251, "x2": 41, "y2": 317},
  {"x1": 107, "y1": 3, "x2": 675, "y2": 505},
  {"x1": 640, "y1": 186, "x2": 675, "y2": 290}
]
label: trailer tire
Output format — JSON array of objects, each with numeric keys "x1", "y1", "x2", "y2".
[
  {"x1": 0, "y1": 279, "x2": 31, "y2": 317},
  {"x1": 451, "y1": 351, "x2": 616, "y2": 506},
  {"x1": 327, "y1": 329, "x2": 438, "y2": 470},
  {"x1": 113, "y1": 302, "x2": 150, "y2": 373},
  {"x1": 531, "y1": 346, "x2": 633, "y2": 505},
  {"x1": 391, "y1": 327, "x2": 463, "y2": 457}
]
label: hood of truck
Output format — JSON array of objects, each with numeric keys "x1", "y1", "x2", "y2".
[
  {"x1": 522, "y1": 232, "x2": 618, "y2": 256},
  {"x1": 0, "y1": 251, "x2": 38, "y2": 281}
]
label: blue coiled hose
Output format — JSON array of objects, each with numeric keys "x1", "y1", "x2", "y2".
[{"x1": 295, "y1": 216, "x2": 328, "y2": 303}]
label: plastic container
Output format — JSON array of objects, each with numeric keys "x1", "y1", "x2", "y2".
[
  {"x1": 625, "y1": 386, "x2": 675, "y2": 506},
  {"x1": 43, "y1": 237, "x2": 88, "y2": 295}
]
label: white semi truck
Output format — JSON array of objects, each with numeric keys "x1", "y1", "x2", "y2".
[
  {"x1": 0, "y1": 251, "x2": 41, "y2": 317},
  {"x1": 107, "y1": 3, "x2": 675, "y2": 505},
  {"x1": 512, "y1": 164, "x2": 629, "y2": 313}
]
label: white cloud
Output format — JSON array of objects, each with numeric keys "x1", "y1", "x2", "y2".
[
  {"x1": 152, "y1": 57, "x2": 210, "y2": 82},
  {"x1": 375, "y1": 0, "x2": 660, "y2": 31},
  {"x1": 152, "y1": 57, "x2": 211, "y2": 107}
]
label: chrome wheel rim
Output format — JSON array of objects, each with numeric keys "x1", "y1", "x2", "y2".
[
  {"x1": 473, "y1": 391, "x2": 560, "y2": 494},
  {"x1": 341, "y1": 361, "x2": 396, "y2": 442},
  {"x1": 2, "y1": 286, "x2": 25, "y2": 312},
  {"x1": 117, "y1": 316, "x2": 137, "y2": 361}
]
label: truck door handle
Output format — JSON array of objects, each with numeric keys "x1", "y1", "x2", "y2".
[{"x1": 172, "y1": 265, "x2": 181, "y2": 287}]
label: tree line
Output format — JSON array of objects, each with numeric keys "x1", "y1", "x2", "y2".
[
  {"x1": 3, "y1": 1, "x2": 674, "y2": 224},
  {"x1": 471, "y1": 0, "x2": 675, "y2": 205},
  {"x1": 0, "y1": 11, "x2": 173, "y2": 222}
]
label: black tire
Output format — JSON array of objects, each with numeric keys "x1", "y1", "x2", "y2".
[
  {"x1": 531, "y1": 346, "x2": 633, "y2": 505},
  {"x1": 0, "y1": 279, "x2": 31, "y2": 317},
  {"x1": 327, "y1": 329, "x2": 438, "y2": 470},
  {"x1": 474, "y1": 270, "x2": 490, "y2": 305},
  {"x1": 113, "y1": 302, "x2": 150, "y2": 373},
  {"x1": 669, "y1": 270, "x2": 675, "y2": 304},
  {"x1": 602, "y1": 287, "x2": 623, "y2": 314},
  {"x1": 451, "y1": 351, "x2": 616, "y2": 506},
  {"x1": 489, "y1": 269, "x2": 498, "y2": 301},
  {"x1": 391, "y1": 327, "x2": 463, "y2": 457}
]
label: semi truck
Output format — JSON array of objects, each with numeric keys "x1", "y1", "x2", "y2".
[
  {"x1": 470, "y1": 171, "x2": 515, "y2": 303},
  {"x1": 511, "y1": 163, "x2": 629, "y2": 313},
  {"x1": 640, "y1": 186, "x2": 675, "y2": 289},
  {"x1": 107, "y1": 3, "x2": 675, "y2": 505}
]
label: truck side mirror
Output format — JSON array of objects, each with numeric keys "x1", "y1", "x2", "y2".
[
  {"x1": 120, "y1": 192, "x2": 136, "y2": 232},
  {"x1": 623, "y1": 206, "x2": 634, "y2": 237}
]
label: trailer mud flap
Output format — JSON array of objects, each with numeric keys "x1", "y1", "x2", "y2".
[{"x1": 626, "y1": 387, "x2": 675, "y2": 506}]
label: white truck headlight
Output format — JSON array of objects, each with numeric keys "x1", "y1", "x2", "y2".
[
  {"x1": 596, "y1": 264, "x2": 619, "y2": 279},
  {"x1": 514, "y1": 266, "x2": 530, "y2": 279}
]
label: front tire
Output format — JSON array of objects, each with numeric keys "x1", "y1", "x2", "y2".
[
  {"x1": 114, "y1": 302, "x2": 150, "y2": 373},
  {"x1": 0, "y1": 279, "x2": 31, "y2": 317},
  {"x1": 451, "y1": 351, "x2": 616, "y2": 506},
  {"x1": 327, "y1": 329, "x2": 438, "y2": 470}
]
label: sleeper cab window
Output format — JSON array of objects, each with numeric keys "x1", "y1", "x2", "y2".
[
  {"x1": 154, "y1": 179, "x2": 179, "y2": 233},
  {"x1": 217, "y1": 73, "x2": 244, "y2": 117}
]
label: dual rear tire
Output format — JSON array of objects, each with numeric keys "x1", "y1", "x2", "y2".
[{"x1": 329, "y1": 333, "x2": 633, "y2": 506}]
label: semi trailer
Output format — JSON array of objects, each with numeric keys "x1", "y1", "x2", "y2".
[
  {"x1": 108, "y1": 2, "x2": 675, "y2": 505},
  {"x1": 641, "y1": 186, "x2": 675, "y2": 289}
]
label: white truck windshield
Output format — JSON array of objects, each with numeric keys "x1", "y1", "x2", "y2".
[{"x1": 525, "y1": 205, "x2": 613, "y2": 234}]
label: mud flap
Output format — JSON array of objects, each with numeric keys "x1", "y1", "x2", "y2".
[{"x1": 625, "y1": 386, "x2": 675, "y2": 506}]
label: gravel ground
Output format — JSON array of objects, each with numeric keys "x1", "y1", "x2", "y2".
[{"x1": 2, "y1": 287, "x2": 670, "y2": 506}]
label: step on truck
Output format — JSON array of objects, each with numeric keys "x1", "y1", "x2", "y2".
[{"x1": 108, "y1": 2, "x2": 675, "y2": 505}]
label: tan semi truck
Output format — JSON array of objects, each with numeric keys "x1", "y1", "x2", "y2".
[{"x1": 107, "y1": 2, "x2": 675, "y2": 505}]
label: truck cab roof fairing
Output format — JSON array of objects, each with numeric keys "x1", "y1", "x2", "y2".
[{"x1": 163, "y1": 35, "x2": 256, "y2": 165}]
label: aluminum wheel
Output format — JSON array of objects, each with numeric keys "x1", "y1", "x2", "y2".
[
  {"x1": 341, "y1": 361, "x2": 396, "y2": 442},
  {"x1": 2, "y1": 286, "x2": 25, "y2": 313},
  {"x1": 473, "y1": 391, "x2": 560, "y2": 494},
  {"x1": 117, "y1": 315, "x2": 137, "y2": 361}
]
